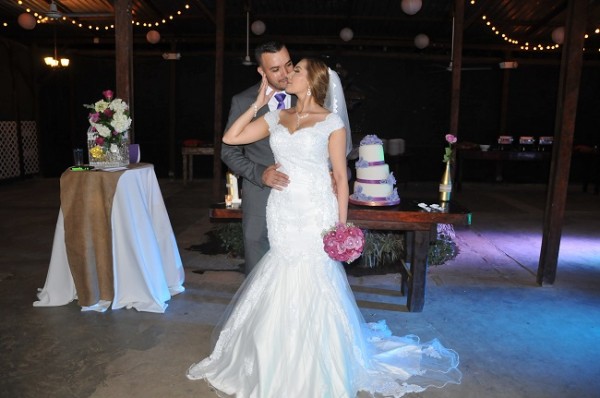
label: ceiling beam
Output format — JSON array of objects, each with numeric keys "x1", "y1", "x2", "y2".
[{"x1": 191, "y1": 0, "x2": 215, "y2": 25}]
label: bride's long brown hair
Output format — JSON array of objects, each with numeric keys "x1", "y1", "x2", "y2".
[{"x1": 303, "y1": 58, "x2": 329, "y2": 107}]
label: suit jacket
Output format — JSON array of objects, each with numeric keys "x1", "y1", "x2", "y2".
[{"x1": 221, "y1": 83, "x2": 296, "y2": 218}]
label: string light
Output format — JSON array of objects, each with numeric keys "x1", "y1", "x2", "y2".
[
  {"x1": 5, "y1": 1, "x2": 192, "y2": 33},
  {"x1": 3, "y1": 0, "x2": 600, "y2": 53},
  {"x1": 470, "y1": 1, "x2": 599, "y2": 53}
]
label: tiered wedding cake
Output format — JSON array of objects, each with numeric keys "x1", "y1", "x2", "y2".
[{"x1": 349, "y1": 135, "x2": 400, "y2": 206}]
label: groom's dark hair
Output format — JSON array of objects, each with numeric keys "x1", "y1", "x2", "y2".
[{"x1": 254, "y1": 41, "x2": 287, "y2": 65}]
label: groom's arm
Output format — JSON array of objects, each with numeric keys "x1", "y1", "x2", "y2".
[
  {"x1": 221, "y1": 96, "x2": 268, "y2": 188},
  {"x1": 221, "y1": 144, "x2": 268, "y2": 188}
]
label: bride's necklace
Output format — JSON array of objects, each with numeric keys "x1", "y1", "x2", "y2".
[{"x1": 296, "y1": 108, "x2": 310, "y2": 129}]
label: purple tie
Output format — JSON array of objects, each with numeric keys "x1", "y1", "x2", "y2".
[{"x1": 274, "y1": 93, "x2": 286, "y2": 109}]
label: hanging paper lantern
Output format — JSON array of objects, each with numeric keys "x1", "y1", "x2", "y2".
[
  {"x1": 18, "y1": 13, "x2": 37, "y2": 30},
  {"x1": 401, "y1": 0, "x2": 422, "y2": 16},
  {"x1": 414, "y1": 33, "x2": 430, "y2": 49},
  {"x1": 551, "y1": 27, "x2": 565, "y2": 44},
  {"x1": 340, "y1": 27, "x2": 354, "y2": 42},
  {"x1": 146, "y1": 30, "x2": 161, "y2": 44},
  {"x1": 251, "y1": 20, "x2": 266, "y2": 35}
]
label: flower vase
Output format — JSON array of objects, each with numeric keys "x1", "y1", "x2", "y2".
[
  {"x1": 87, "y1": 129, "x2": 130, "y2": 168},
  {"x1": 439, "y1": 161, "x2": 452, "y2": 202}
]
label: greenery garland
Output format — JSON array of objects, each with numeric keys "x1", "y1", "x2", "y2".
[{"x1": 213, "y1": 222, "x2": 458, "y2": 267}]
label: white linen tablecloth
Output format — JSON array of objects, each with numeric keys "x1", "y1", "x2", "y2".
[{"x1": 34, "y1": 164, "x2": 185, "y2": 313}]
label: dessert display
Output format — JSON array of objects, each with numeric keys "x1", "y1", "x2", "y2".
[
  {"x1": 349, "y1": 135, "x2": 400, "y2": 206},
  {"x1": 538, "y1": 136, "x2": 553, "y2": 151},
  {"x1": 519, "y1": 136, "x2": 536, "y2": 151}
]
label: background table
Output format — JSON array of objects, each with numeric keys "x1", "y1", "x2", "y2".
[
  {"x1": 34, "y1": 163, "x2": 185, "y2": 313},
  {"x1": 209, "y1": 199, "x2": 471, "y2": 312},
  {"x1": 456, "y1": 149, "x2": 551, "y2": 189},
  {"x1": 182, "y1": 146, "x2": 214, "y2": 184}
]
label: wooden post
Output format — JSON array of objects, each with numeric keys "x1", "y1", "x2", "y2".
[
  {"x1": 499, "y1": 53, "x2": 512, "y2": 135},
  {"x1": 212, "y1": 0, "x2": 225, "y2": 200},
  {"x1": 168, "y1": 41, "x2": 177, "y2": 178},
  {"x1": 538, "y1": 0, "x2": 587, "y2": 285},
  {"x1": 114, "y1": 0, "x2": 134, "y2": 143},
  {"x1": 448, "y1": 0, "x2": 464, "y2": 137}
]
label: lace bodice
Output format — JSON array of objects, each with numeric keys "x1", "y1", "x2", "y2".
[
  {"x1": 265, "y1": 111, "x2": 343, "y2": 185},
  {"x1": 264, "y1": 111, "x2": 345, "y2": 261}
]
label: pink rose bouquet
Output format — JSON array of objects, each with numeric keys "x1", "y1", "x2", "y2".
[{"x1": 322, "y1": 222, "x2": 365, "y2": 263}]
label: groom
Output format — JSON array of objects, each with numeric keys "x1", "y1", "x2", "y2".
[{"x1": 221, "y1": 41, "x2": 295, "y2": 275}]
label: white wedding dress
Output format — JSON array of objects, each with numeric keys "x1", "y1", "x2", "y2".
[{"x1": 187, "y1": 111, "x2": 462, "y2": 397}]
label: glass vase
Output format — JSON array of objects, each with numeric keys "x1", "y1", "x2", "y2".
[
  {"x1": 439, "y1": 161, "x2": 452, "y2": 202},
  {"x1": 87, "y1": 130, "x2": 130, "y2": 168}
]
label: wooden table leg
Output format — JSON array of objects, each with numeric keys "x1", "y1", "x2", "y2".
[
  {"x1": 456, "y1": 155, "x2": 463, "y2": 191},
  {"x1": 495, "y1": 160, "x2": 503, "y2": 182},
  {"x1": 188, "y1": 155, "x2": 194, "y2": 182},
  {"x1": 182, "y1": 153, "x2": 188, "y2": 185},
  {"x1": 400, "y1": 231, "x2": 413, "y2": 296},
  {"x1": 406, "y1": 229, "x2": 430, "y2": 312}
]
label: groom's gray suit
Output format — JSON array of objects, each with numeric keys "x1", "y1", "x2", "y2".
[{"x1": 221, "y1": 83, "x2": 296, "y2": 274}]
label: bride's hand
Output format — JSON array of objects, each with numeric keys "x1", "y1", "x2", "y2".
[{"x1": 255, "y1": 74, "x2": 275, "y2": 109}]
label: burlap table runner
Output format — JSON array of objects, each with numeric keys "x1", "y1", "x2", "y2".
[{"x1": 60, "y1": 164, "x2": 146, "y2": 306}]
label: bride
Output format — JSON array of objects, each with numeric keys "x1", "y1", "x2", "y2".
[{"x1": 187, "y1": 58, "x2": 462, "y2": 397}]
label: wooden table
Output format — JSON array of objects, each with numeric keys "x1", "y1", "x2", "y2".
[
  {"x1": 209, "y1": 199, "x2": 471, "y2": 312},
  {"x1": 182, "y1": 146, "x2": 214, "y2": 184},
  {"x1": 456, "y1": 149, "x2": 551, "y2": 190}
]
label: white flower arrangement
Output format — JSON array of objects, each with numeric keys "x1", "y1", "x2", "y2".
[{"x1": 84, "y1": 90, "x2": 132, "y2": 159}]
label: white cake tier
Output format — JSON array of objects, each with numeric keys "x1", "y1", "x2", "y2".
[
  {"x1": 354, "y1": 181, "x2": 394, "y2": 198},
  {"x1": 356, "y1": 164, "x2": 389, "y2": 181},
  {"x1": 358, "y1": 144, "x2": 384, "y2": 162}
]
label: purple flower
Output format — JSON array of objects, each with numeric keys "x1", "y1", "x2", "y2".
[
  {"x1": 360, "y1": 135, "x2": 383, "y2": 146},
  {"x1": 355, "y1": 157, "x2": 369, "y2": 168}
]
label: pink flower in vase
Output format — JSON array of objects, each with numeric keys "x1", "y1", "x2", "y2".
[
  {"x1": 102, "y1": 90, "x2": 114, "y2": 100},
  {"x1": 89, "y1": 112, "x2": 100, "y2": 123},
  {"x1": 95, "y1": 137, "x2": 105, "y2": 146},
  {"x1": 443, "y1": 134, "x2": 457, "y2": 163}
]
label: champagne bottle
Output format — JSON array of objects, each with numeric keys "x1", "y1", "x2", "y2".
[{"x1": 439, "y1": 161, "x2": 452, "y2": 202}]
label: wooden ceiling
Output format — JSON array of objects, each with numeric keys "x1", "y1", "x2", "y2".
[{"x1": 2, "y1": 0, "x2": 600, "y2": 62}]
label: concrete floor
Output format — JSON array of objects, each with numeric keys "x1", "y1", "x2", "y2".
[{"x1": 1, "y1": 177, "x2": 599, "y2": 398}]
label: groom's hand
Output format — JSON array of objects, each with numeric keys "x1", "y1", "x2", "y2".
[{"x1": 262, "y1": 163, "x2": 289, "y2": 191}]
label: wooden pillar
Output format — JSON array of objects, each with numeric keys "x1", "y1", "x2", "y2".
[
  {"x1": 212, "y1": 0, "x2": 225, "y2": 199},
  {"x1": 114, "y1": 0, "x2": 134, "y2": 143},
  {"x1": 499, "y1": 53, "x2": 512, "y2": 135},
  {"x1": 168, "y1": 41, "x2": 177, "y2": 178},
  {"x1": 538, "y1": 0, "x2": 587, "y2": 285},
  {"x1": 448, "y1": 0, "x2": 465, "y2": 137}
]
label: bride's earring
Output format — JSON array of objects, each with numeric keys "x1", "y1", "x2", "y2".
[{"x1": 307, "y1": 87, "x2": 312, "y2": 96}]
